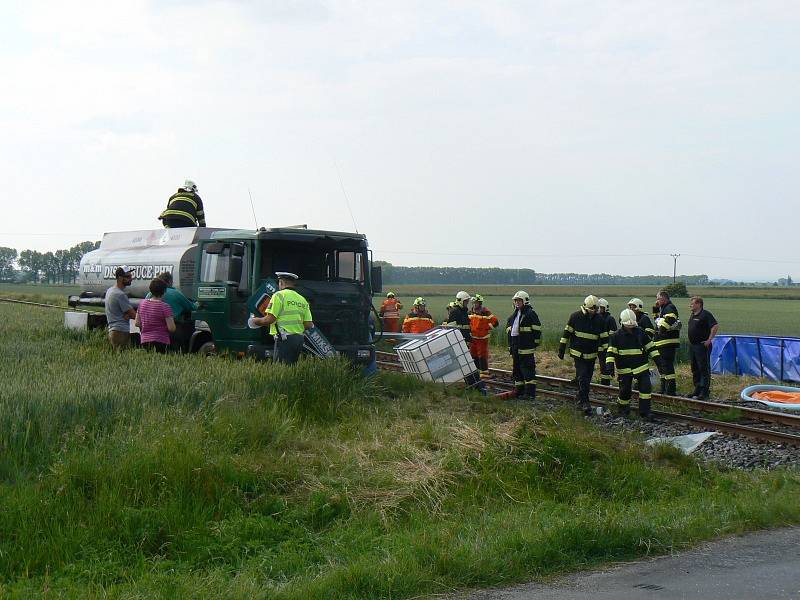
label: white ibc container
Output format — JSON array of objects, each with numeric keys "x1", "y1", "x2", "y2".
[{"x1": 394, "y1": 327, "x2": 477, "y2": 384}]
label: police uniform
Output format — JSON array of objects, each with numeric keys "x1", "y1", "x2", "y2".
[
  {"x1": 506, "y1": 304, "x2": 542, "y2": 399},
  {"x1": 266, "y1": 274, "x2": 312, "y2": 364},
  {"x1": 653, "y1": 300, "x2": 680, "y2": 395},
  {"x1": 558, "y1": 307, "x2": 609, "y2": 413},
  {"x1": 606, "y1": 326, "x2": 659, "y2": 418},
  {"x1": 159, "y1": 188, "x2": 206, "y2": 228}
]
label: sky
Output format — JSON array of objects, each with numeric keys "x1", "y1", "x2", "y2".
[{"x1": 1, "y1": 1, "x2": 799, "y2": 280}]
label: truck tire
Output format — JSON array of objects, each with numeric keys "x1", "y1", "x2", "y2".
[{"x1": 197, "y1": 341, "x2": 216, "y2": 356}]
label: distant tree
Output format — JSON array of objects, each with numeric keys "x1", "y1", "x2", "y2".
[
  {"x1": 0, "y1": 247, "x2": 17, "y2": 281},
  {"x1": 18, "y1": 249, "x2": 44, "y2": 282},
  {"x1": 663, "y1": 281, "x2": 689, "y2": 298}
]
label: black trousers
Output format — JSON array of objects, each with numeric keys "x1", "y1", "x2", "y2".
[
  {"x1": 690, "y1": 342, "x2": 712, "y2": 397},
  {"x1": 511, "y1": 340, "x2": 537, "y2": 398},
  {"x1": 573, "y1": 357, "x2": 595, "y2": 408},
  {"x1": 141, "y1": 341, "x2": 168, "y2": 353},
  {"x1": 162, "y1": 217, "x2": 195, "y2": 228},
  {"x1": 598, "y1": 350, "x2": 615, "y2": 385},
  {"x1": 656, "y1": 345, "x2": 677, "y2": 394},
  {"x1": 274, "y1": 334, "x2": 305, "y2": 364},
  {"x1": 618, "y1": 370, "x2": 652, "y2": 416}
]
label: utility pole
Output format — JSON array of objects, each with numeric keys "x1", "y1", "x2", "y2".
[{"x1": 670, "y1": 253, "x2": 680, "y2": 284}]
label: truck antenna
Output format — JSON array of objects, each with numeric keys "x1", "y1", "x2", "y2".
[
  {"x1": 334, "y1": 160, "x2": 359, "y2": 233},
  {"x1": 247, "y1": 188, "x2": 259, "y2": 229}
]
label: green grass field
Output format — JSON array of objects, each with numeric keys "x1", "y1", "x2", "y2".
[{"x1": 0, "y1": 301, "x2": 799, "y2": 597}]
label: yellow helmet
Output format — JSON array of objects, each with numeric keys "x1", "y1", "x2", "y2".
[
  {"x1": 472, "y1": 293, "x2": 484, "y2": 303},
  {"x1": 413, "y1": 297, "x2": 426, "y2": 306}
]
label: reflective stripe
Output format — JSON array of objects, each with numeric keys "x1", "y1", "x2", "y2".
[
  {"x1": 648, "y1": 351, "x2": 659, "y2": 359},
  {"x1": 631, "y1": 364, "x2": 649, "y2": 375},
  {"x1": 617, "y1": 398, "x2": 631, "y2": 406},
  {"x1": 518, "y1": 348, "x2": 536, "y2": 355},
  {"x1": 574, "y1": 331, "x2": 599, "y2": 340},
  {"x1": 653, "y1": 338, "x2": 680, "y2": 347},
  {"x1": 559, "y1": 337, "x2": 568, "y2": 344},
  {"x1": 565, "y1": 325, "x2": 575, "y2": 333},
  {"x1": 514, "y1": 381, "x2": 524, "y2": 386},
  {"x1": 170, "y1": 195, "x2": 198, "y2": 210},
  {"x1": 472, "y1": 334, "x2": 491, "y2": 340},
  {"x1": 605, "y1": 356, "x2": 615, "y2": 364},
  {"x1": 524, "y1": 379, "x2": 537, "y2": 384},
  {"x1": 661, "y1": 373, "x2": 677, "y2": 380},
  {"x1": 160, "y1": 209, "x2": 196, "y2": 222},
  {"x1": 618, "y1": 348, "x2": 643, "y2": 355},
  {"x1": 569, "y1": 349, "x2": 597, "y2": 359},
  {"x1": 519, "y1": 325, "x2": 542, "y2": 332},
  {"x1": 639, "y1": 393, "x2": 652, "y2": 399}
]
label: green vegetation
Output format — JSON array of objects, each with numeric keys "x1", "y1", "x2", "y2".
[{"x1": 0, "y1": 302, "x2": 799, "y2": 597}]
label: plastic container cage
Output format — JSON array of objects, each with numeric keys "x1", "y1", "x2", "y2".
[{"x1": 394, "y1": 327, "x2": 478, "y2": 384}]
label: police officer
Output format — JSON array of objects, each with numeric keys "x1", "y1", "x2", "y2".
[
  {"x1": 597, "y1": 298, "x2": 617, "y2": 386},
  {"x1": 558, "y1": 295, "x2": 609, "y2": 415},
  {"x1": 248, "y1": 272, "x2": 313, "y2": 364},
  {"x1": 159, "y1": 180, "x2": 206, "y2": 228},
  {"x1": 506, "y1": 290, "x2": 541, "y2": 399},
  {"x1": 605, "y1": 309, "x2": 659, "y2": 420},
  {"x1": 653, "y1": 290, "x2": 681, "y2": 395}
]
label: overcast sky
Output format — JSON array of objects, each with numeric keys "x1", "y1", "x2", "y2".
[{"x1": 2, "y1": 1, "x2": 798, "y2": 280}]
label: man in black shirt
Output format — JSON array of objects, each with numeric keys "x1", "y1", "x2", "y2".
[{"x1": 687, "y1": 296, "x2": 719, "y2": 400}]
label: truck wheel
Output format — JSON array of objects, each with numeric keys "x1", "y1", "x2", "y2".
[{"x1": 197, "y1": 341, "x2": 216, "y2": 356}]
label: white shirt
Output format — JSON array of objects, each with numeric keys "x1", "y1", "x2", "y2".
[{"x1": 511, "y1": 310, "x2": 522, "y2": 337}]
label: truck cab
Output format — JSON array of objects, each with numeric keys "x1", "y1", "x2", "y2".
[{"x1": 190, "y1": 227, "x2": 381, "y2": 364}]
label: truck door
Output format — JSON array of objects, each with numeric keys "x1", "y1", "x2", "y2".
[{"x1": 197, "y1": 241, "x2": 253, "y2": 340}]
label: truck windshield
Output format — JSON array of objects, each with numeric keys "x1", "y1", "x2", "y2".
[{"x1": 263, "y1": 244, "x2": 365, "y2": 283}]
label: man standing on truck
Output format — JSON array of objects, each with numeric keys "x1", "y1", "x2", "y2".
[
  {"x1": 104, "y1": 265, "x2": 137, "y2": 349},
  {"x1": 158, "y1": 180, "x2": 206, "y2": 228},
  {"x1": 248, "y1": 272, "x2": 314, "y2": 364}
]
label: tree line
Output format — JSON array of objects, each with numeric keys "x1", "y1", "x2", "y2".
[
  {"x1": 377, "y1": 262, "x2": 709, "y2": 286},
  {"x1": 0, "y1": 241, "x2": 100, "y2": 284}
]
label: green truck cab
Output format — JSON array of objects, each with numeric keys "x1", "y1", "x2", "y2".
[{"x1": 189, "y1": 227, "x2": 381, "y2": 364}]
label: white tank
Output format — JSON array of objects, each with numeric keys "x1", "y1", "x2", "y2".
[{"x1": 78, "y1": 228, "x2": 224, "y2": 299}]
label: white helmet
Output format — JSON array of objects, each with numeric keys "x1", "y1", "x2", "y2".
[
  {"x1": 628, "y1": 297, "x2": 644, "y2": 311},
  {"x1": 583, "y1": 295, "x2": 598, "y2": 310},
  {"x1": 512, "y1": 290, "x2": 530, "y2": 304},
  {"x1": 456, "y1": 291, "x2": 470, "y2": 302},
  {"x1": 598, "y1": 298, "x2": 609, "y2": 310},
  {"x1": 620, "y1": 308, "x2": 638, "y2": 327},
  {"x1": 183, "y1": 179, "x2": 198, "y2": 192}
]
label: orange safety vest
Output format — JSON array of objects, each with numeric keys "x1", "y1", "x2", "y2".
[
  {"x1": 469, "y1": 307, "x2": 499, "y2": 340},
  {"x1": 402, "y1": 311, "x2": 435, "y2": 334},
  {"x1": 380, "y1": 298, "x2": 403, "y2": 319}
]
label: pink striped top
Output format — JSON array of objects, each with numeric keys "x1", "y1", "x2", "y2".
[{"x1": 138, "y1": 298, "x2": 174, "y2": 344}]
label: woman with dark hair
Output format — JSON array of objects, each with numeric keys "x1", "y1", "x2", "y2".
[{"x1": 135, "y1": 278, "x2": 176, "y2": 353}]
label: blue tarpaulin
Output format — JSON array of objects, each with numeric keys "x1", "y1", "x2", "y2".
[{"x1": 711, "y1": 335, "x2": 800, "y2": 383}]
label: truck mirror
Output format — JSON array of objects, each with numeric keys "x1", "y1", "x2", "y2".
[
  {"x1": 204, "y1": 242, "x2": 225, "y2": 255},
  {"x1": 371, "y1": 266, "x2": 382, "y2": 294}
]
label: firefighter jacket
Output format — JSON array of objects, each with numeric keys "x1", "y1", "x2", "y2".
[
  {"x1": 469, "y1": 306, "x2": 499, "y2": 340},
  {"x1": 601, "y1": 312, "x2": 617, "y2": 338},
  {"x1": 635, "y1": 311, "x2": 656, "y2": 340},
  {"x1": 379, "y1": 298, "x2": 403, "y2": 319},
  {"x1": 159, "y1": 190, "x2": 206, "y2": 226},
  {"x1": 445, "y1": 304, "x2": 472, "y2": 342},
  {"x1": 605, "y1": 327, "x2": 659, "y2": 375},
  {"x1": 505, "y1": 305, "x2": 541, "y2": 355},
  {"x1": 403, "y1": 310, "x2": 434, "y2": 334},
  {"x1": 558, "y1": 307, "x2": 609, "y2": 360},
  {"x1": 654, "y1": 301, "x2": 681, "y2": 348}
]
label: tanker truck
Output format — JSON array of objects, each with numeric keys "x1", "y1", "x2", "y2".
[{"x1": 68, "y1": 226, "x2": 382, "y2": 364}]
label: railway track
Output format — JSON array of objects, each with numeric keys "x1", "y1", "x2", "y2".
[{"x1": 376, "y1": 351, "x2": 800, "y2": 448}]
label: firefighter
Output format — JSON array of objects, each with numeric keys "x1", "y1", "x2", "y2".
[
  {"x1": 558, "y1": 295, "x2": 609, "y2": 415},
  {"x1": 402, "y1": 297, "x2": 435, "y2": 334},
  {"x1": 653, "y1": 290, "x2": 681, "y2": 395},
  {"x1": 445, "y1": 291, "x2": 486, "y2": 394},
  {"x1": 159, "y1": 180, "x2": 206, "y2": 228},
  {"x1": 248, "y1": 272, "x2": 314, "y2": 364},
  {"x1": 597, "y1": 298, "x2": 617, "y2": 386},
  {"x1": 605, "y1": 309, "x2": 659, "y2": 420},
  {"x1": 379, "y1": 292, "x2": 403, "y2": 333},
  {"x1": 469, "y1": 294, "x2": 499, "y2": 376},
  {"x1": 506, "y1": 290, "x2": 541, "y2": 399},
  {"x1": 627, "y1": 297, "x2": 655, "y2": 340}
]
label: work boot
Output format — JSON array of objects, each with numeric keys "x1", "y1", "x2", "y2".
[
  {"x1": 617, "y1": 403, "x2": 630, "y2": 418},
  {"x1": 515, "y1": 385, "x2": 525, "y2": 398},
  {"x1": 666, "y1": 380, "x2": 676, "y2": 396},
  {"x1": 638, "y1": 398, "x2": 651, "y2": 419},
  {"x1": 660, "y1": 379, "x2": 667, "y2": 394},
  {"x1": 600, "y1": 377, "x2": 612, "y2": 387},
  {"x1": 524, "y1": 384, "x2": 537, "y2": 400},
  {"x1": 578, "y1": 403, "x2": 592, "y2": 416}
]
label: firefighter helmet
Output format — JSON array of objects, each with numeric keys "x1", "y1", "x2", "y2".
[
  {"x1": 386, "y1": 291, "x2": 396, "y2": 298},
  {"x1": 583, "y1": 295, "x2": 598, "y2": 309},
  {"x1": 628, "y1": 297, "x2": 644, "y2": 311},
  {"x1": 456, "y1": 291, "x2": 470, "y2": 302},
  {"x1": 512, "y1": 290, "x2": 530, "y2": 304},
  {"x1": 413, "y1": 296, "x2": 426, "y2": 306},
  {"x1": 473, "y1": 293, "x2": 484, "y2": 303},
  {"x1": 620, "y1": 308, "x2": 638, "y2": 327},
  {"x1": 183, "y1": 179, "x2": 197, "y2": 192},
  {"x1": 598, "y1": 298, "x2": 609, "y2": 310}
]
